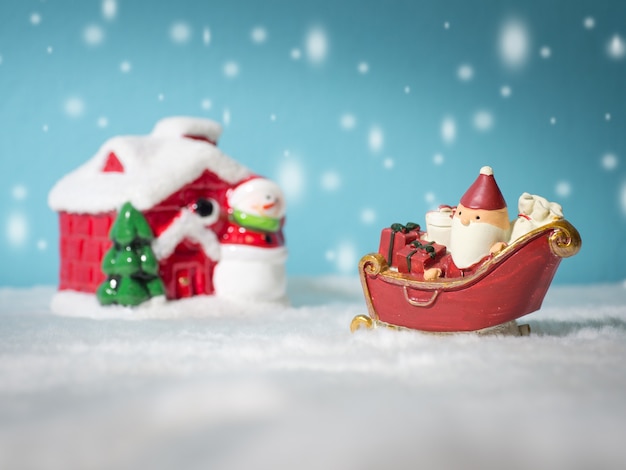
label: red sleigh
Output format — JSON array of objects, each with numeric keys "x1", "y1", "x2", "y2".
[{"x1": 351, "y1": 220, "x2": 581, "y2": 335}]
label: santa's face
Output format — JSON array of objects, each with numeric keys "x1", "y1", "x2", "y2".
[
  {"x1": 449, "y1": 204, "x2": 509, "y2": 268},
  {"x1": 230, "y1": 179, "x2": 286, "y2": 219}
]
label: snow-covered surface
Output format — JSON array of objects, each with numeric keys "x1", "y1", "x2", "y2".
[
  {"x1": 2, "y1": 279, "x2": 626, "y2": 470},
  {"x1": 48, "y1": 119, "x2": 251, "y2": 213}
]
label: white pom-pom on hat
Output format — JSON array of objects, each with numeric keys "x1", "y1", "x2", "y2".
[{"x1": 460, "y1": 165, "x2": 506, "y2": 210}]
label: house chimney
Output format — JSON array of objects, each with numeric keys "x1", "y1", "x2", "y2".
[
  {"x1": 182, "y1": 134, "x2": 217, "y2": 145},
  {"x1": 151, "y1": 117, "x2": 223, "y2": 145}
]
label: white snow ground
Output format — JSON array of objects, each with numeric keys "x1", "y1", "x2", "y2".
[{"x1": 1, "y1": 279, "x2": 626, "y2": 470}]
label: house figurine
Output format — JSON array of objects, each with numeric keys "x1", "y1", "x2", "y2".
[{"x1": 48, "y1": 116, "x2": 287, "y2": 310}]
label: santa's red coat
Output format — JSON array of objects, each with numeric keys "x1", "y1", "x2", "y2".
[{"x1": 433, "y1": 252, "x2": 491, "y2": 278}]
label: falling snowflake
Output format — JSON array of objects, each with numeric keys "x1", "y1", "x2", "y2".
[
  {"x1": 102, "y1": 0, "x2": 117, "y2": 20},
  {"x1": 30, "y1": 13, "x2": 42, "y2": 26},
  {"x1": 84, "y1": 25, "x2": 105, "y2": 46},
  {"x1": 64, "y1": 97, "x2": 85, "y2": 118},
  {"x1": 47, "y1": 46, "x2": 53, "y2": 54},
  {"x1": 457, "y1": 64, "x2": 474, "y2": 81},
  {"x1": 540, "y1": 46, "x2": 551, "y2": 58},
  {"x1": 43, "y1": 124, "x2": 49, "y2": 132},
  {"x1": 306, "y1": 27, "x2": 328, "y2": 65},
  {"x1": 97, "y1": 117, "x2": 109, "y2": 128},
  {"x1": 223, "y1": 108, "x2": 231, "y2": 126},
  {"x1": 321, "y1": 171, "x2": 341, "y2": 191},
  {"x1": 360, "y1": 208, "x2": 376, "y2": 225},
  {"x1": 605, "y1": 113, "x2": 612, "y2": 121},
  {"x1": 357, "y1": 62, "x2": 369, "y2": 74},
  {"x1": 368, "y1": 126, "x2": 384, "y2": 153},
  {"x1": 201, "y1": 99, "x2": 212, "y2": 110},
  {"x1": 433, "y1": 153, "x2": 444, "y2": 165},
  {"x1": 37, "y1": 239, "x2": 48, "y2": 251},
  {"x1": 583, "y1": 17, "x2": 595, "y2": 30},
  {"x1": 7, "y1": 212, "x2": 28, "y2": 247},
  {"x1": 404, "y1": 86, "x2": 411, "y2": 94},
  {"x1": 120, "y1": 61, "x2": 131, "y2": 73},
  {"x1": 607, "y1": 34, "x2": 625, "y2": 60},
  {"x1": 622, "y1": 181, "x2": 626, "y2": 216},
  {"x1": 270, "y1": 114, "x2": 277, "y2": 122},
  {"x1": 500, "y1": 85, "x2": 512, "y2": 97},
  {"x1": 170, "y1": 22, "x2": 191, "y2": 44},
  {"x1": 335, "y1": 241, "x2": 357, "y2": 274},
  {"x1": 251, "y1": 27, "x2": 267, "y2": 44},
  {"x1": 601, "y1": 153, "x2": 618, "y2": 171},
  {"x1": 425, "y1": 192, "x2": 436, "y2": 204},
  {"x1": 499, "y1": 18, "x2": 530, "y2": 69},
  {"x1": 158, "y1": 93, "x2": 165, "y2": 101},
  {"x1": 203, "y1": 27, "x2": 211, "y2": 46},
  {"x1": 223, "y1": 61, "x2": 239, "y2": 78},
  {"x1": 550, "y1": 117, "x2": 557, "y2": 125},
  {"x1": 12, "y1": 185, "x2": 27, "y2": 201},
  {"x1": 290, "y1": 48, "x2": 302, "y2": 60},
  {"x1": 340, "y1": 113, "x2": 356, "y2": 130},
  {"x1": 444, "y1": 21, "x2": 450, "y2": 30},
  {"x1": 383, "y1": 157, "x2": 394, "y2": 169},
  {"x1": 473, "y1": 110, "x2": 494, "y2": 132},
  {"x1": 441, "y1": 117, "x2": 456, "y2": 144},
  {"x1": 555, "y1": 181, "x2": 571, "y2": 198},
  {"x1": 277, "y1": 158, "x2": 305, "y2": 203}
]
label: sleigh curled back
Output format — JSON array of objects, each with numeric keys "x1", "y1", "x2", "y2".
[{"x1": 352, "y1": 220, "x2": 581, "y2": 334}]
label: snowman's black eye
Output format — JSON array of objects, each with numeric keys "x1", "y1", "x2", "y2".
[
  {"x1": 476, "y1": 216, "x2": 480, "y2": 220},
  {"x1": 193, "y1": 198, "x2": 214, "y2": 217}
]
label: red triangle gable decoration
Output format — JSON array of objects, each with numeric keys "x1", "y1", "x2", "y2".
[{"x1": 102, "y1": 151, "x2": 124, "y2": 173}]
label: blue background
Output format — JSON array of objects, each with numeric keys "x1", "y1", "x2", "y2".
[{"x1": 1, "y1": 0, "x2": 625, "y2": 287}]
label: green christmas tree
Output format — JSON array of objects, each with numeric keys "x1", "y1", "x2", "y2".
[{"x1": 97, "y1": 202, "x2": 166, "y2": 306}]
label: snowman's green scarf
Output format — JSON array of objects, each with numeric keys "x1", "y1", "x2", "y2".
[{"x1": 232, "y1": 209, "x2": 281, "y2": 233}]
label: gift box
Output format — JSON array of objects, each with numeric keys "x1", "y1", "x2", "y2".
[
  {"x1": 378, "y1": 222, "x2": 421, "y2": 265},
  {"x1": 394, "y1": 239, "x2": 446, "y2": 274}
]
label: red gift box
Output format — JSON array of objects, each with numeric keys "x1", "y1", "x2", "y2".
[
  {"x1": 378, "y1": 223, "x2": 421, "y2": 265},
  {"x1": 394, "y1": 240, "x2": 446, "y2": 274}
]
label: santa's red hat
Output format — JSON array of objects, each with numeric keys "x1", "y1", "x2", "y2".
[{"x1": 460, "y1": 166, "x2": 507, "y2": 210}]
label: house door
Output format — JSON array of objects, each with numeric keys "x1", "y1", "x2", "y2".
[{"x1": 175, "y1": 265, "x2": 197, "y2": 298}]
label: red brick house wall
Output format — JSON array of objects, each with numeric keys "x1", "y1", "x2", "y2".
[
  {"x1": 59, "y1": 211, "x2": 115, "y2": 292},
  {"x1": 57, "y1": 170, "x2": 233, "y2": 299}
]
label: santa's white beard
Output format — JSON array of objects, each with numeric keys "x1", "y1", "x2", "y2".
[{"x1": 449, "y1": 217, "x2": 508, "y2": 269}]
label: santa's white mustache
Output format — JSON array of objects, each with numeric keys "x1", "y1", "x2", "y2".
[{"x1": 449, "y1": 217, "x2": 508, "y2": 269}]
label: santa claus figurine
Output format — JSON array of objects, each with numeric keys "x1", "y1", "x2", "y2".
[
  {"x1": 213, "y1": 177, "x2": 288, "y2": 302},
  {"x1": 424, "y1": 166, "x2": 510, "y2": 280}
]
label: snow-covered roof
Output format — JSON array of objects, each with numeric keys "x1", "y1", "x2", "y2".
[{"x1": 48, "y1": 117, "x2": 252, "y2": 213}]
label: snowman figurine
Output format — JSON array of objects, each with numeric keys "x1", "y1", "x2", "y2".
[{"x1": 213, "y1": 177, "x2": 288, "y2": 302}]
